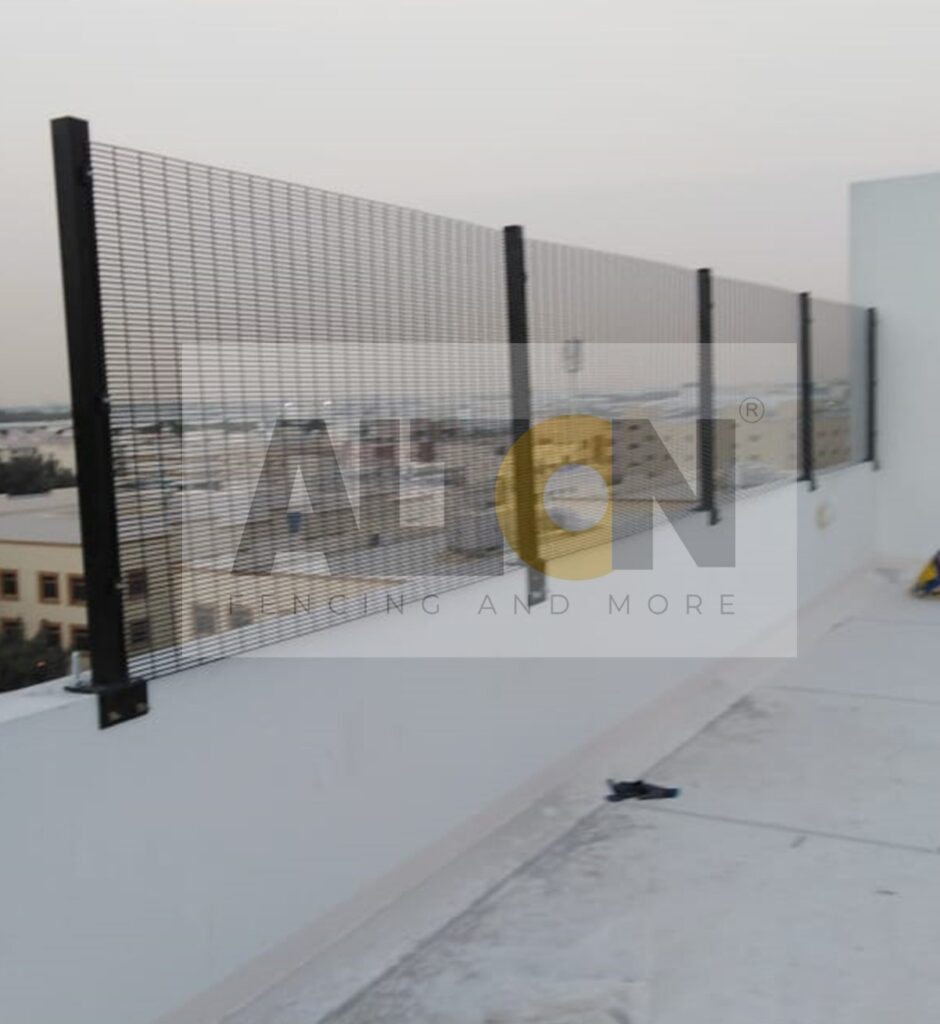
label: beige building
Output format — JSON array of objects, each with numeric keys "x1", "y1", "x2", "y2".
[
  {"x1": 0, "y1": 489, "x2": 88, "y2": 650},
  {"x1": 0, "y1": 402, "x2": 852, "y2": 661},
  {"x1": 0, "y1": 489, "x2": 163, "y2": 656}
]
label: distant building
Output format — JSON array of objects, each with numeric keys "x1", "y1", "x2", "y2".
[
  {"x1": 0, "y1": 421, "x2": 77, "y2": 473},
  {"x1": 0, "y1": 399, "x2": 852, "y2": 658},
  {"x1": 0, "y1": 489, "x2": 87, "y2": 650}
]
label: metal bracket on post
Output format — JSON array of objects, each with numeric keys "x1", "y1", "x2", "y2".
[
  {"x1": 503, "y1": 225, "x2": 546, "y2": 607},
  {"x1": 51, "y1": 116, "x2": 148, "y2": 729},
  {"x1": 697, "y1": 268, "x2": 719, "y2": 524},
  {"x1": 866, "y1": 306, "x2": 878, "y2": 469},
  {"x1": 798, "y1": 291, "x2": 817, "y2": 491}
]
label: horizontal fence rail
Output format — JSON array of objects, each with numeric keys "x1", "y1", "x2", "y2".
[{"x1": 51, "y1": 117, "x2": 877, "y2": 693}]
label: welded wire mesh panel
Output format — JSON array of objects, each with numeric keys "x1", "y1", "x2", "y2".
[
  {"x1": 712, "y1": 277, "x2": 800, "y2": 504},
  {"x1": 524, "y1": 240, "x2": 699, "y2": 563},
  {"x1": 811, "y1": 298, "x2": 869, "y2": 472},
  {"x1": 90, "y1": 142, "x2": 512, "y2": 678}
]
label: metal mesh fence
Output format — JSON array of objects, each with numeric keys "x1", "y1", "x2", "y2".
[
  {"x1": 712, "y1": 277, "x2": 801, "y2": 504},
  {"x1": 90, "y1": 142, "x2": 512, "y2": 678},
  {"x1": 71, "y1": 135, "x2": 875, "y2": 680},
  {"x1": 811, "y1": 298, "x2": 869, "y2": 473},
  {"x1": 524, "y1": 240, "x2": 699, "y2": 562}
]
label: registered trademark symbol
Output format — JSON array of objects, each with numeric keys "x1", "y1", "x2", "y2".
[{"x1": 739, "y1": 397, "x2": 765, "y2": 423}]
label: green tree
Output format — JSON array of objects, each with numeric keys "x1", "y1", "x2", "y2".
[
  {"x1": 0, "y1": 630, "x2": 70, "y2": 693},
  {"x1": 0, "y1": 452, "x2": 76, "y2": 495}
]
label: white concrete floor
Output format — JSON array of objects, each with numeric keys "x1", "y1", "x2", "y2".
[{"x1": 238, "y1": 573, "x2": 940, "y2": 1023}]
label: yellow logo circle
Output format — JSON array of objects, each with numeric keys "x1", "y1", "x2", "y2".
[{"x1": 495, "y1": 415, "x2": 614, "y2": 580}]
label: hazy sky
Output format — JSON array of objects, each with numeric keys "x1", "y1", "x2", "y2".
[{"x1": 3, "y1": 0, "x2": 939, "y2": 406}]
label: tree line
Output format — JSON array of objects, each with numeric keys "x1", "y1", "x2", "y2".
[{"x1": 0, "y1": 452, "x2": 76, "y2": 495}]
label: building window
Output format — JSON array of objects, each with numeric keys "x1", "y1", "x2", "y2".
[
  {"x1": 128, "y1": 619, "x2": 151, "y2": 649},
  {"x1": 229, "y1": 604, "x2": 253, "y2": 629},
  {"x1": 1, "y1": 569, "x2": 18, "y2": 599},
  {"x1": 1, "y1": 618, "x2": 23, "y2": 643},
  {"x1": 38, "y1": 572, "x2": 60, "y2": 603},
  {"x1": 68, "y1": 574, "x2": 86, "y2": 605},
  {"x1": 41, "y1": 621, "x2": 62, "y2": 648},
  {"x1": 192, "y1": 603, "x2": 217, "y2": 637},
  {"x1": 126, "y1": 569, "x2": 148, "y2": 599},
  {"x1": 70, "y1": 625, "x2": 90, "y2": 651}
]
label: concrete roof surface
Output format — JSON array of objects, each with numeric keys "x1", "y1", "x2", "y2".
[
  {"x1": 0, "y1": 488, "x2": 80, "y2": 545},
  {"x1": 232, "y1": 571, "x2": 940, "y2": 1024}
]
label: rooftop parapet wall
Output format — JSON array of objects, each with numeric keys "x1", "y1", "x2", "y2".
[{"x1": 851, "y1": 171, "x2": 940, "y2": 559}]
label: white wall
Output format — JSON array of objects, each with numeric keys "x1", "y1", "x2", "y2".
[
  {"x1": 798, "y1": 465, "x2": 879, "y2": 603},
  {"x1": 851, "y1": 172, "x2": 940, "y2": 561},
  {"x1": 0, "y1": 468, "x2": 874, "y2": 1024}
]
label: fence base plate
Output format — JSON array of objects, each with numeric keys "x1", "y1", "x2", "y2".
[{"x1": 65, "y1": 678, "x2": 150, "y2": 729}]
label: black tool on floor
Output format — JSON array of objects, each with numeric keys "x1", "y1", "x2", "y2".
[{"x1": 605, "y1": 779, "x2": 680, "y2": 802}]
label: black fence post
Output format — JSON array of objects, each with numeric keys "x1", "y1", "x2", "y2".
[
  {"x1": 51, "y1": 116, "x2": 148, "y2": 728},
  {"x1": 798, "y1": 291, "x2": 817, "y2": 490},
  {"x1": 503, "y1": 225, "x2": 546, "y2": 606},
  {"x1": 697, "y1": 268, "x2": 718, "y2": 524},
  {"x1": 866, "y1": 306, "x2": 878, "y2": 468}
]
